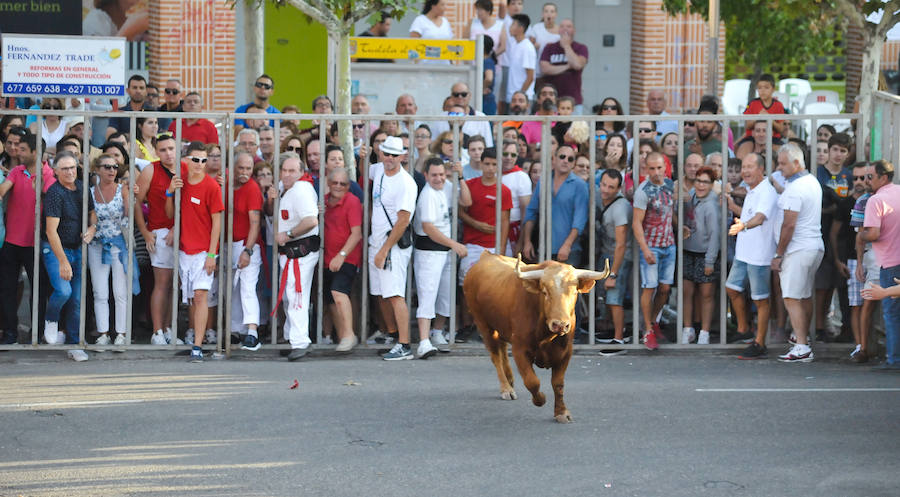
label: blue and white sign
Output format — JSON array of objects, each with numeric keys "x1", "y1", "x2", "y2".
[{"x1": 1, "y1": 34, "x2": 126, "y2": 98}]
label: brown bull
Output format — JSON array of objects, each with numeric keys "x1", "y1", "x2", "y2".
[{"x1": 463, "y1": 252, "x2": 609, "y2": 423}]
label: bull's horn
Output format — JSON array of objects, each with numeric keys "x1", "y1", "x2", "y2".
[
  {"x1": 516, "y1": 253, "x2": 545, "y2": 280},
  {"x1": 573, "y1": 259, "x2": 610, "y2": 280}
]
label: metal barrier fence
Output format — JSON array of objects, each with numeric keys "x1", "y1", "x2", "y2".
[{"x1": 0, "y1": 106, "x2": 880, "y2": 356}]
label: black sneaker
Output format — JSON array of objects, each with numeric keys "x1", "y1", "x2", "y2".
[
  {"x1": 454, "y1": 325, "x2": 475, "y2": 343},
  {"x1": 599, "y1": 339, "x2": 627, "y2": 356},
  {"x1": 241, "y1": 334, "x2": 261, "y2": 351},
  {"x1": 738, "y1": 341, "x2": 767, "y2": 360},
  {"x1": 728, "y1": 330, "x2": 756, "y2": 344}
]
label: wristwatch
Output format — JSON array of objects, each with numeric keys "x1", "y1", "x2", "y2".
[
  {"x1": 286, "y1": 229, "x2": 293, "y2": 238},
  {"x1": 244, "y1": 246, "x2": 254, "y2": 256},
  {"x1": 339, "y1": 250, "x2": 348, "y2": 257},
  {"x1": 608, "y1": 272, "x2": 617, "y2": 279}
]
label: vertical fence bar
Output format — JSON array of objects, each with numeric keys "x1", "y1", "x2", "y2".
[
  {"x1": 270, "y1": 117, "x2": 281, "y2": 347},
  {"x1": 540, "y1": 119, "x2": 551, "y2": 261},
  {"x1": 317, "y1": 118, "x2": 326, "y2": 346},
  {"x1": 675, "y1": 118, "x2": 684, "y2": 346},
  {"x1": 171, "y1": 119, "x2": 182, "y2": 347},
  {"x1": 223, "y1": 116, "x2": 235, "y2": 357},
  {"x1": 79, "y1": 116, "x2": 90, "y2": 346},
  {"x1": 126, "y1": 115, "x2": 137, "y2": 347},
  {"x1": 631, "y1": 116, "x2": 640, "y2": 346},
  {"x1": 494, "y1": 118, "x2": 503, "y2": 254},
  {"x1": 31, "y1": 115, "x2": 44, "y2": 346},
  {"x1": 587, "y1": 117, "x2": 597, "y2": 344},
  {"x1": 360, "y1": 118, "x2": 371, "y2": 343},
  {"x1": 449, "y1": 119, "x2": 461, "y2": 344},
  {"x1": 216, "y1": 122, "x2": 226, "y2": 356},
  {"x1": 719, "y1": 118, "x2": 730, "y2": 345}
]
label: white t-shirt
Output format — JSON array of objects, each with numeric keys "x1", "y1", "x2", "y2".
[
  {"x1": 279, "y1": 180, "x2": 319, "y2": 239},
  {"x1": 774, "y1": 173, "x2": 824, "y2": 254},
  {"x1": 502, "y1": 169, "x2": 532, "y2": 223},
  {"x1": 414, "y1": 182, "x2": 453, "y2": 237},
  {"x1": 428, "y1": 112, "x2": 494, "y2": 147},
  {"x1": 410, "y1": 15, "x2": 454, "y2": 65},
  {"x1": 506, "y1": 37, "x2": 536, "y2": 101},
  {"x1": 735, "y1": 179, "x2": 778, "y2": 266},
  {"x1": 525, "y1": 22, "x2": 560, "y2": 77},
  {"x1": 498, "y1": 16, "x2": 514, "y2": 67},
  {"x1": 369, "y1": 162, "x2": 418, "y2": 246},
  {"x1": 469, "y1": 17, "x2": 504, "y2": 48}
]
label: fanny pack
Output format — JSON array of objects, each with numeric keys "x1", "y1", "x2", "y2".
[
  {"x1": 279, "y1": 235, "x2": 320, "y2": 259},
  {"x1": 414, "y1": 234, "x2": 450, "y2": 252}
]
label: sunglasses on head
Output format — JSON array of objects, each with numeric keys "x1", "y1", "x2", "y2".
[
  {"x1": 164, "y1": 88, "x2": 180, "y2": 95},
  {"x1": 452, "y1": 92, "x2": 468, "y2": 98},
  {"x1": 188, "y1": 156, "x2": 208, "y2": 164},
  {"x1": 7, "y1": 126, "x2": 27, "y2": 137},
  {"x1": 255, "y1": 81, "x2": 273, "y2": 90},
  {"x1": 558, "y1": 155, "x2": 575, "y2": 162}
]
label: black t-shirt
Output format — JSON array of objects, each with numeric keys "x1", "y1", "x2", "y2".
[
  {"x1": 355, "y1": 31, "x2": 394, "y2": 63},
  {"x1": 43, "y1": 180, "x2": 94, "y2": 248},
  {"x1": 833, "y1": 194, "x2": 859, "y2": 262}
]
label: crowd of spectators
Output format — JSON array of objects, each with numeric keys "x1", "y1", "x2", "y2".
[{"x1": 0, "y1": 0, "x2": 898, "y2": 369}]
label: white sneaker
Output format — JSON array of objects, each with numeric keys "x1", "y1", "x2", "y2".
[
  {"x1": 95, "y1": 334, "x2": 111, "y2": 346},
  {"x1": 67, "y1": 349, "x2": 89, "y2": 362},
  {"x1": 44, "y1": 321, "x2": 59, "y2": 344},
  {"x1": 57, "y1": 331, "x2": 66, "y2": 344},
  {"x1": 850, "y1": 344, "x2": 861, "y2": 358},
  {"x1": 697, "y1": 330, "x2": 710, "y2": 345},
  {"x1": 184, "y1": 329, "x2": 195, "y2": 345},
  {"x1": 417, "y1": 338, "x2": 437, "y2": 359},
  {"x1": 204, "y1": 329, "x2": 217, "y2": 345},
  {"x1": 150, "y1": 330, "x2": 168, "y2": 345},
  {"x1": 335, "y1": 335, "x2": 358, "y2": 352},
  {"x1": 778, "y1": 343, "x2": 814, "y2": 362},
  {"x1": 113, "y1": 334, "x2": 127, "y2": 346},
  {"x1": 681, "y1": 327, "x2": 696, "y2": 344},
  {"x1": 321, "y1": 335, "x2": 334, "y2": 345},
  {"x1": 430, "y1": 330, "x2": 449, "y2": 346},
  {"x1": 165, "y1": 328, "x2": 184, "y2": 345}
]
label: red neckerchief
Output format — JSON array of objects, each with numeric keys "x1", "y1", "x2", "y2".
[
  {"x1": 503, "y1": 166, "x2": 525, "y2": 174},
  {"x1": 299, "y1": 172, "x2": 315, "y2": 184}
]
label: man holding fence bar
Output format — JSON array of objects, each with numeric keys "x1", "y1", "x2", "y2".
[
  {"x1": 42, "y1": 151, "x2": 96, "y2": 358},
  {"x1": 165, "y1": 142, "x2": 224, "y2": 363},
  {"x1": 0, "y1": 131, "x2": 55, "y2": 345},
  {"x1": 135, "y1": 133, "x2": 181, "y2": 346},
  {"x1": 229, "y1": 152, "x2": 264, "y2": 351},
  {"x1": 275, "y1": 153, "x2": 320, "y2": 362},
  {"x1": 771, "y1": 144, "x2": 824, "y2": 363}
]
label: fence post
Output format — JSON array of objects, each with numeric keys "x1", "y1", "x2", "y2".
[
  {"x1": 171, "y1": 119, "x2": 182, "y2": 347},
  {"x1": 31, "y1": 115, "x2": 44, "y2": 347}
]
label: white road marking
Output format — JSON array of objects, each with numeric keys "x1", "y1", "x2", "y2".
[
  {"x1": 696, "y1": 388, "x2": 900, "y2": 392},
  {"x1": 0, "y1": 399, "x2": 147, "y2": 409}
]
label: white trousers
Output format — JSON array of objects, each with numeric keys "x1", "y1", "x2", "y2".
[
  {"x1": 87, "y1": 243, "x2": 127, "y2": 334},
  {"x1": 230, "y1": 241, "x2": 262, "y2": 332},
  {"x1": 414, "y1": 249, "x2": 452, "y2": 319},
  {"x1": 280, "y1": 251, "x2": 319, "y2": 348}
]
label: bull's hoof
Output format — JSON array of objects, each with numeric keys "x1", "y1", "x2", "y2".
[
  {"x1": 554, "y1": 411, "x2": 573, "y2": 423},
  {"x1": 500, "y1": 389, "x2": 518, "y2": 400},
  {"x1": 532, "y1": 392, "x2": 546, "y2": 407}
]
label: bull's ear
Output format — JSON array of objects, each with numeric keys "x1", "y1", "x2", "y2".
[
  {"x1": 576, "y1": 278, "x2": 597, "y2": 293},
  {"x1": 521, "y1": 280, "x2": 541, "y2": 294}
]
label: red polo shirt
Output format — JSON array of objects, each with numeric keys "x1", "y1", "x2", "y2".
[
  {"x1": 324, "y1": 192, "x2": 363, "y2": 267},
  {"x1": 230, "y1": 178, "x2": 263, "y2": 243},
  {"x1": 168, "y1": 118, "x2": 219, "y2": 144}
]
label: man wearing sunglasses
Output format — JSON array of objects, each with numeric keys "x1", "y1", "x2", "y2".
[
  {"x1": 234, "y1": 74, "x2": 281, "y2": 134},
  {"x1": 165, "y1": 142, "x2": 224, "y2": 362},
  {"x1": 157, "y1": 79, "x2": 183, "y2": 131},
  {"x1": 428, "y1": 82, "x2": 494, "y2": 148},
  {"x1": 522, "y1": 144, "x2": 588, "y2": 265}
]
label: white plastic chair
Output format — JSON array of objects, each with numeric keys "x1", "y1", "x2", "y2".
[
  {"x1": 801, "y1": 101, "x2": 850, "y2": 137},
  {"x1": 778, "y1": 78, "x2": 812, "y2": 113},
  {"x1": 722, "y1": 79, "x2": 751, "y2": 115},
  {"x1": 803, "y1": 90, "x2": 841, "y2": 110}
]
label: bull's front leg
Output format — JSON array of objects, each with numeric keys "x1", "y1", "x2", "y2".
[
  {"x1": 512, "y1": 348, "x2": 545, "y2": 407},
  {"x1": 550, "y1": 355, "x2": 572, "y2": 423}
]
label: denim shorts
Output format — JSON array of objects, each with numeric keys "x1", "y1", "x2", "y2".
[
  {"x1": 639, "y1": 245, "x2": 676, "y2": 289},
  {"x1": 600, "y1": 255, "x2": 631, "y2": 307},
  {"x1": 725, "y1": 259, "x2": 771, "y2": 300}
]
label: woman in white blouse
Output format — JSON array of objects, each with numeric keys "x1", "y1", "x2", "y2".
[
  {"x1": 410, "y1": 0, "x2": 455, "y2": 64},
  {"x1": 464, "y1": 0, "x2": 506, "y2": 59}
]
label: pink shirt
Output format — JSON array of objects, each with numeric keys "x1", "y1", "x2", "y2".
[
  {"x1": 864, "y1": 183, "x2": 900, "y2": 268},
  {"x1": 4, "y1": 164, "x2": 56, "y2": 247}
]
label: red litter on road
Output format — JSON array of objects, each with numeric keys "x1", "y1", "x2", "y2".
[{"x1": 289, "y1": 379, "x2": 299, "y2": 389}]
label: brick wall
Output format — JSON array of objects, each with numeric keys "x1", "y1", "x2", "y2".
[
  {"x1": 148, "y1": 0, "x2": 235, "y2": 112},
  {"x1": 630, "y1": 0, "x2": 724, "y2": 115}
]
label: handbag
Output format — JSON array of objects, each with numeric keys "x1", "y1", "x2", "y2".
[{"x1": 379, "y1": 173, "x2": 412, "y2": 249}]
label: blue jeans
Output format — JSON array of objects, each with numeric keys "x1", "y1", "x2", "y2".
[
  {"x1": 639, "y1": 245, "x2": 676, "y2": 289},
  {"x1": 881, "y1": 264, "x2": 900, "y2": 365},
  {"x1": 42, "y1": 242, "x2": 82, "y2": 344}
]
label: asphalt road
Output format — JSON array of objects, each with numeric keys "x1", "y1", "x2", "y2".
[{"x1": 0, "y1": 351, "x2": 898, "y2": 497}]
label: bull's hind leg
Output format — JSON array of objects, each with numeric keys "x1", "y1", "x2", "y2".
[
  {"x1": 498, "y1": 342, "x2": 515, "y2": 389},
  {"x1": 474, "y1": 317, "x2": 517, "y2": 400},
  {"x1": 512, "y1": 349, "x2": 545, "y2": 407},
  {"x1": 551, "y1": 358, "x2": 573, "y2": 423}
]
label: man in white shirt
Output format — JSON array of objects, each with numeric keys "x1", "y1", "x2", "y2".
[
  {"x1": 413, "y1": 157, "x2": 471, "y2": 356},
  {"x1": 725, "y1": 153, "x2": 779, "y2": 359},
  {"x1": 771, "y1": 144, "x2": 824, "y2": 362},
  {"x1": 369, "y1": 137, "x2": 419, "y2": 360},
  {"x1": 648, "y1": 89, "x2": 678, "y2": 136},
  {"x1": 275, "y1": 153, "x2": 320, "y2": 361},
  {"x1": 505, "y1": 14, "x2": 536, "y2": 103}
]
